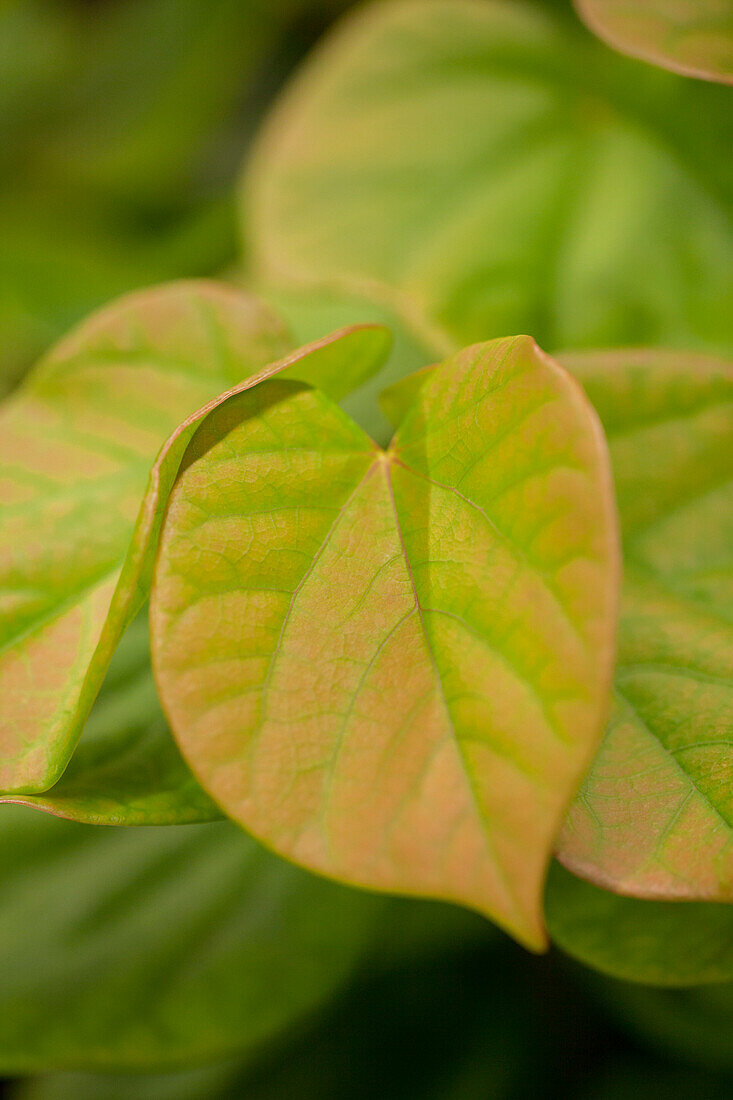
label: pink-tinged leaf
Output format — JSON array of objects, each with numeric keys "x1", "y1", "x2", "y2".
[
  {"x1": 557, "y1": 349, "x2": 733, "y2": 900},
  {"x1": 151, "y1": 335, "x2": 619, "y2": 949},
  {"x1": 575, "y1": 1, "x2": 733, "y2": 84},
  {"x1": 0, "y1": 279, "x2": 391, "y2": 799},
  {"x1": 1, "y1": 612, "x2": 221, "y2": 825}
]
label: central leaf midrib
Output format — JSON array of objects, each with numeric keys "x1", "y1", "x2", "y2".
[{"x1": 382, "y1": 459, "x2": 524, "y2": 924}]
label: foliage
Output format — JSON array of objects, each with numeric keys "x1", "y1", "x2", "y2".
[{"x1": 0, "y1": 0, "x2": 731, "y2": 1091}]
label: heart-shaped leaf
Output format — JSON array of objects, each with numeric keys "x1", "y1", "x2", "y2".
[
  {"x1": 0, "y1": 804, "x2": 382, "y2": 1073},
  {"x1": 556, "y1": 349, "x2": 733, "y2": 900},
  {"x1": 0, "y1": 280, "x2": 390, "y2": 794},
  {"x1": 244, "y1": 0, "x2": 732, "y2": 354},
  {"x1": 151, "y1": 335, "x2": 618, "y2": 949},
  {"x1": 574, "y1": 0, "x2": 733, "y2": 85},
  {"x1": 546, "y1": 862, "x2": 733, "y2": 986},
  {"x1": 0, "y1": 611, "x2": 219, "y2": 824}
]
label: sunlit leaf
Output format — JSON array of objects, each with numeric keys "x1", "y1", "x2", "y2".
[
  {"x1": 0, "y1": 804, "x2": 382, "y2": 1073},
  {"x1": 555, "y1": 350, "x2": 733, "y2": 901},
  {"x1": 0, "y1": 281, "x2": 390, "y2": 794},
  {"x1": 151, "y1": 335, "x2": 618, "y2": 950},
  {"x1": 0, "y1": 611, "x2": 219, "y2": 824},
  {"x1": 546, "y1": 862, "x2": 733, "y2": 986},
  {"x1": 244, "y1": 0, "x2": 733, "y2": 354},
  {"x1": 574, "y1": 0, "x2": 733, "y2": 85}
]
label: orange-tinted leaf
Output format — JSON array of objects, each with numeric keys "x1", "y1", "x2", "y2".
[
  {"x1": 575, "y1": 0, "x2": 733, "y2": 84},
  {"x1": 151, "y1": 335, "x2": 618, "y2": 949},
  {"x1": 1, "y1": 612, "x2": 221, "y2": 825},
  {"x1": 0, "y1": 280, "x2": 390, "y2": 796},
  {"x1": 557, "y1": 350, "x2": 733, "y2": 900}
]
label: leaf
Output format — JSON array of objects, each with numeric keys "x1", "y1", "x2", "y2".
[
  {"x1": 546, "y1": 862, "x2": 733, "y2": 986},
  {"x1": 0, "y1": 804, "x2": 382, "y2": 1073},
  {"x1": 150, "y1": 334, "x2": 618, "y2": 950},
  {"x1": 574, "y1": 0, "x2": 733, "y2": 85},
  {"x1": 0, "y1": 611, "x2": 220, "y2": 825},
  {"x1": 244, "y1": 279, "x2": 450, "y2": 442},
  {"x1": 14, "y1": 938, "x2": 529, "y2": 1100},
  {"x1": 379, "y1": 365, "x2": 436, "y2": 431},
  {"x1": 0, "y1": 280, "x2": 390, "y2": 795},
  {"x1": 244, "y1": 0, "x2": 733, "y2": 355},
  {"x1": 555, "y1": 349, "x2": 733, "y2": 901}
]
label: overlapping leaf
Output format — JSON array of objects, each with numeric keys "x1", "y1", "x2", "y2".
[
  {"x1": 1, "y1": 612, "x2": 220, "y2": 825},
  {"x1": 244, "y1": 0, "x2": 732, "y2": 355},
  {"x1": 555, "y1": 349, "x2": 733, "y2": 900},
  {"x1": 546, "y1": 862, "x2": 733, "y2": 986},
  {"x1": 0, "y1": 280, "x2": 390, "y2": 797},
  {"x1": 244, "y1": 280, "x2": 451, "y2": 443},
  {"x1": 575, "y1": 0, "x2": 733, "y2": 85},
  {"x1": 151, "y1": 335, "x2": 618, "y2": 949}
]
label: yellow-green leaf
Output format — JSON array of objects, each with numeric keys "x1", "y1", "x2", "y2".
[
  {"x1": 0, "y1": 611, "x2": 220, "y2": 825},
  {"x1": 0, "y1": 280, "x2": 390, "y2": 794},
  {"x1": 151, "y1": 335, "x2": 618, "y2": 949},
  {"x1": 556, "y1": 349, "x2": 733, "y2": 900},
  {"x1": 243, "y1": 0, "x2": 733, "y2": 354}
]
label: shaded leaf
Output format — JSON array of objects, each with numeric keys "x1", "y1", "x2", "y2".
[
  {"x1": 575, "y1": 0, "x2": 733, "y2": 85},
  {"x1": 0, "y1": 281, "x2": 390, "y2": 794},
  {"x1": 12, "y1": 938, "x2": 528, "y2": 1100},
  {"x1": 151, "y1": 335, "x2": 618, "y2": 949},
  {"x1": 0, "y1": 611, "x2": 220, "y2": 825},
  {"x1": 379, "y1": 364, "x2": 436, "y2": 430},
  {"x1": 556, "y1": 350, "x2": 733, "y2": 901},
  {"x1": 244, "y1": 0, "x2": 733, "y2": 354},
  {"x1": 546, "y1": 862, "x2": 733, "y2": 986},
  {"x1": 0, "y1": 804, "x2": 382, "y2": 1073},
  {"x1": 244, "y1": 279, "x2": 449, "y2": 442}
]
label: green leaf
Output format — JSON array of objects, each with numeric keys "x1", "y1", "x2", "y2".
[
  {"x1": 243, "y1": 279, "x2": 450, "y2": 442},
  {"x1": 574, "y1": 0, "x2": 733, "y2": 85},
  {"x1": 0, "y1": 804, "x2": 382, "y2": 1073},
  {"x1": 0, "y1": 611, "x2": 220, "y2": 824},
  {"x1": 546, "y1": 862, "x2": 733, "y2": 986},
  {"x1": 555, "y1": 350, "x2": 733, "y2": 901},
  {"x1": 244, "y1": 0, "x2": 733, "y2": 354},
  {"x1": 151, "y1": 335, "x2": 618, "y2": 950},
  {"x1": 379, "y1": 365, "x2": 436, "y2": 431},
  {"x1": 0, "y1": 280, "x2": 390, "y2": 795}
]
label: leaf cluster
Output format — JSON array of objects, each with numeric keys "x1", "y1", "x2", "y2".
[{"x1": 0, "y1": 0, "x2": 731, "y2": 1083}]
